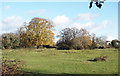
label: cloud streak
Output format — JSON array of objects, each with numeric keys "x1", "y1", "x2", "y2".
[
  {"x1": 75, "y1": 13, "x2": 97, "y2": 21},
  {"x1": 106, "y1": 36, "x2": 116, "y2": 41},
  {"x1": 72, "y1": 21, "x2": 94, "y2": 29},
  {"x1": 89, "y1": 20, "x2": 111, "y2": 33}
]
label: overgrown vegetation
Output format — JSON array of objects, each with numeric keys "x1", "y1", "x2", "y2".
[
  {"x1": 2, "y1": 57, "x2": 24, "y2": 75},
  {"x1": 1, "y1": 33, "x2": 20, "y2": 49}
]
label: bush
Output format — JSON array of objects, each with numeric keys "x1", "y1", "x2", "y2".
[
  {"x1": 57, "y1": 42, "x2": 70, "y2": 50},
  {"x1": 2, "y1": 57, "x2": 24, "y2": 75},
  {"x1": 70, "y1": 38, "x2": 83, "y2": 50},
  {"x1": 1, "y1": 33, "x2": 20, "y2": 49}
]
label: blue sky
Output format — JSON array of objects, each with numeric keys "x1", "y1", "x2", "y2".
[{"x1": 0, "y1": 2, "x2": 118, "y2": 42}]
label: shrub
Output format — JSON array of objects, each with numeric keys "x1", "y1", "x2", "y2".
[
  {"x1": 2, "y1": 57, "x2": 24, "y2": 75},
  {"x1": 57, "y1": 42, "x2": 70, "y2": 50},
  {"x1": 1, "y1": 33, "x2": 20, "y2": 49},
  {"x1": 70, "y1": 38, "x2": 83, "y2": 50}
]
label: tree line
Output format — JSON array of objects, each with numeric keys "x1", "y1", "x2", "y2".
[
  {"x1": 0, "y1": 17, "x2": 119, "y2": 50},
  {"x1": 56, "y1": 27, "x2": 119, "y2": 50},
  {"x1": 0, "y1": 17, "x2": 55, "y2": 49}
]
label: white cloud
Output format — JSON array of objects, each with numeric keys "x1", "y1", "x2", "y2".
[
  {"x1": 0, "y1": 21, "x2": 2, "y2": 29},
  {"x1": 0, "y1": 21, "x2": 6, "y2": 34},
  {"x1": 5, "y1": 5, "x2": 10, "y2": 10},
  {"x1": 28, "y1": 9, "x2": 46, "y2": 14},
  {"x1": 89, "y1": 26, "x2": 101, "y2": 33},
  {"x1": 51, "y1": 13, "x2": 111, "y2": 42},
  {"x1": 106, "y1": 36, "x2": 116, "y2": 41},
  {"x1": 53, "y1": 16, "x2": 111, "y2": 42},
  {"x1": 1, "y1": 16, "x2": 24, "y2": 34},
  {"x1": 101, "y1": 20, "x2": 111, "y2": 28},
  {"x1": 89, "y1": 20, "x2": 111, "y2": 33},
  {"x1": 54, "y1": 37, "x2": 60, "y2": 43},
  {"x1": 52, "y1": 15, "x2": 70, "y2": 25},
  {"x1": 72, "y1": 22, "x2": 99, "y2": 33},
  {"x1": 75, "y1": 13, "x2": 97, "y2": 21},
  {"x1": 52, "y1": 15, "x2": 70, "y2": 42},
  {"x1": 72, "y1": 22, "x2": 82, "y2": 29},
  {"x1": 72, "y1": 21, "x2": 94, "y2": 29}
]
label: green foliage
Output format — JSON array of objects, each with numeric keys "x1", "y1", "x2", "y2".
[{"x1": 1, "y1": 33, "x2": 20, "y2": 49}]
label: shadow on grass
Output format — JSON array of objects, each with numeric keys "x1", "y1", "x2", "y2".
[
  {"x1": 4, "y1": 70, "x2": 118, "y2": 76},
  {"x1": 87, "y1": 59, "x2": 97, "y2": 62},
  {"x1": 3, "y1": 73, "x2": 118, "y2": 76}
]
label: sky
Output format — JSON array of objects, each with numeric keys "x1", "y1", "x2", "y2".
[
  {"x1": 118, "y1": 2, "x2": 120, "y2": 41},
  {"x1": 0, "y1": 1, "x2": 118, "y2": 42},
  {"x1": 0, "y1": 0, "x2": 119, "y2": 2}
]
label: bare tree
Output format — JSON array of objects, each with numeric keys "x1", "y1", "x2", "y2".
[{"x1": 57, "y1": 27, "x2": 92, "y2": 50}]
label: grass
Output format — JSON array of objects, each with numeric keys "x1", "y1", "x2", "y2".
[{"x1": 2, "y1": 48, "x2": 118, "y2": 74}]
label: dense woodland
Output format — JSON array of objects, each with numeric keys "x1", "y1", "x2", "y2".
[{"x1": 0, "y1": 17, "x2": 119, "y2": 50}]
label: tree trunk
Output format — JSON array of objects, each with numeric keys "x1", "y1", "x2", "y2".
[{"x1": 37, "y1": 46, "x2": 39, "y2": 49}]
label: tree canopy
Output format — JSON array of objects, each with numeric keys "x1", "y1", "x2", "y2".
[
  {"x1": 19, "y1": 17, "x2": 55, "y2": 48},
  {"x1": 57, "y1": 27, "x2": 92, "y2": 50}
]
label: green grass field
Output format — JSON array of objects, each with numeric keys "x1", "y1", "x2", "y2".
[{"x1": 2, "y1": 48, "x2": 118, "y2": 74}]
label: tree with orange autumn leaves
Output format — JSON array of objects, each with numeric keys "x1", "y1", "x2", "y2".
[{"x1": 19, "y1": 17, "x2": 55, "y2": 48}]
